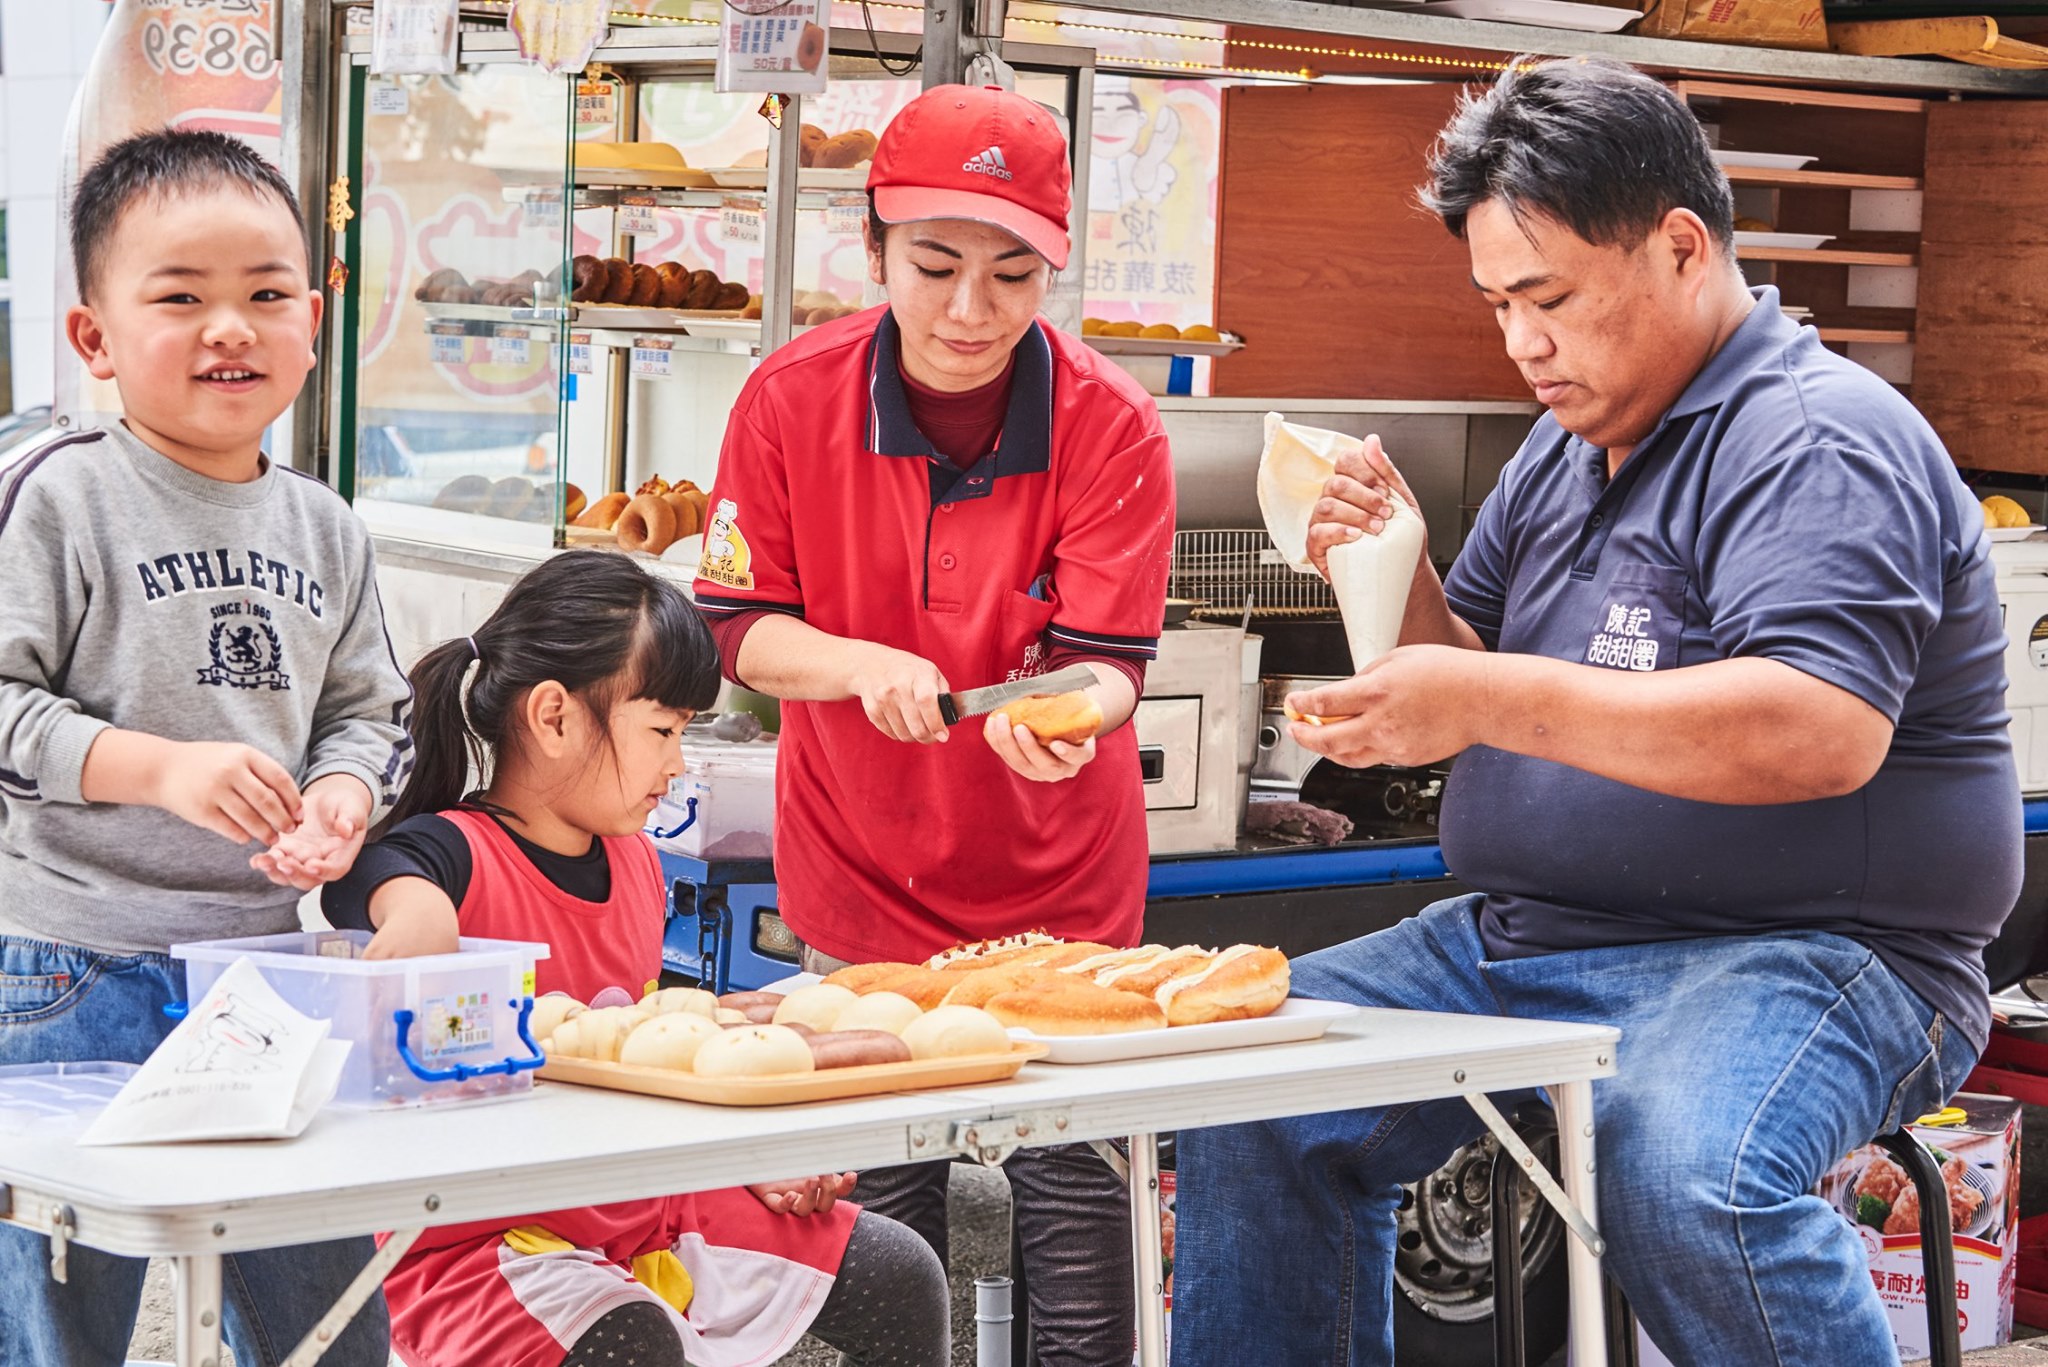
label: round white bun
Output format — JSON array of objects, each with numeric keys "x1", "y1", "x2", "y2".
[
  {"x1": 692, "y1": 1024, "x2": 816, "y2": 1077},
  {"x1": 643, "y1": 987, "x2": 718, "y2": 1018},
  {"x1": 901, "y1": 1005, "x2": 1010, "y2": 1060},
  {"x1": 832, "y1": 991, "x2": 923, "y2": 1036},
  {"x1": 772, "y1": 983, "x2": 860, "y2": 1032},
  {"x1": 619, "y1": 1013, "x2": 722, "y2": 1070}
]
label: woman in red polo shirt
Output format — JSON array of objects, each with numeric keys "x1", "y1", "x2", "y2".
[{"x1": 694, "y1": 83, "x2": 1174, "y2": 1367}]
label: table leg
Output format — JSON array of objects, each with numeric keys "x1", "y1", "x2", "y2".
[
  {"x1": 172, "y1": 1252, "x2": 225, "y2": 1367},
  {"x1": 1128, "y1": 1132, "x2": 1167, "y2": 1367},
  {"x1": 1554, "y1": 1080, "x2": 1607, "y2": 1367}
]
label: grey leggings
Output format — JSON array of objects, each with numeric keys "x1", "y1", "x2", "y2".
[
  {"x1": 801, "y1": 945, "x2": 1136, "y2": 1367},
  {"x1": 559, "y1": 1209, "x2": 949, "y2": 1367}
]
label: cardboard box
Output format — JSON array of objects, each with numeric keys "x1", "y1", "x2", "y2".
[{"x1": 1640, "y1": 1096, "x2": 2020, "y2": 1364}]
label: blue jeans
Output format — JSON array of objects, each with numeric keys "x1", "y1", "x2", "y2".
[
  {"x1": 1171, "y1": 896, "x2": 1979, "y2": 1367},
  {"x1": 0, "y1": 934, "x2": 390, "y2": 1367}
]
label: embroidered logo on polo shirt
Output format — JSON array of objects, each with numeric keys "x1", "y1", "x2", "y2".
[
  {"x1": 963, "y1": 146, "x2": 1014, "y2": 182},
  {"x1": 696, "y1": 498, "x2": 755, "y2": 591}
]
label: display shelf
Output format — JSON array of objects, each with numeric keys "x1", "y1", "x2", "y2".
[
  {"x1": 1739, "y1": 233, "x2": 1919, "y2": 267},
  {"x1": 1804, "y1": 308, "x2": 1918, "y2": 345},
  {"x1": 1721, "y1": 165, "x2": 1923, "y2": 192}
]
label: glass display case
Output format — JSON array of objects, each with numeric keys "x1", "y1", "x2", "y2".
[{"x1": 326, "y1": 17, "x2": 1096, "y2": 570}]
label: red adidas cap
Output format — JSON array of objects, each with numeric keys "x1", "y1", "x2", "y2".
[{"x1": 867, "y1": 84, "x2": 1072, "y2": 269}]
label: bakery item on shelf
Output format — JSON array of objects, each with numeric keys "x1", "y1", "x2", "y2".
[
  {"x1": 995, "y1": 692, "x2": 1104, "y2": 745},
  {"x1": 939, "y1": 963, "x2": 1066, "y2": 1009},
  {"x1": 806, "y1": 1029, "x2": 912, "y2": 1069},
  {"x1": 562, "y1": 483, "x2": 587, "y2": 523},
  {"x1": 799, "y1": 123, "x2": 830, "y2": 167},
  {"x1": 712, "y1": 281, "x2": 749, "y2": 311},
  {"x1": 1140, "y1": 323, "x2": 1182, "y2": 341},
  {"x1": 574, "y1": 141, "x2": 692, "y2": 171},
  {"x1": 741, "y1": 294, "x2": 764, "y2": 320},
  {"x1": 901, "y1": 1005, "x2": 1011, "y2": 1059},
  {"x1": 527, "y1": 993, "x2": 586, "y2": 1042},
  {"x1": 831, "y1": 991, "x2": 924, "y2": 1036},
  {"x1": 692, "y1": 1024, "x2": 815, "y2": 1076},
  {"x1": 615, "y1": 493, "x2": 680, "y2": 555},
  {"x1": 1081, "y1": 318, "x2": 1106, "y2": 336},
  {"x1": 573, "y1": 491, "x2": 631, "y2": 530},
  {"x1": 415, "y1": 267, "x2": 469, "y2": 303},
  {"x1": 655, "y1": 261, "x2": 691, "y2": 309},
  {"x1": 1983, "y1": 494, "x2": 2031, "y2": 529},
  {"x1": 664, "y1": 488, "x2": 706, "y2": 539},
  {"x1": 628, "y1": 263, "x2": 662, "y2": 307},
  {"x1": 676, "y1": 269, "x2": 714, "y2": 310},
  {"x1": 636, "y1": 475, "x2": 672, "y2": 498},
  {"x1": 822, "y1": 961, "x2": 924, "y2": 993},
  {"x1": 1154, "y1": 945, "x2": 1291, "y2": 1026},
  {"x1": 772, "y1": 983, "x2": 859, "y2": 1032},
  {"x1": 1182, "y1": 324, "x2": 1224, "y2": 342},
  {"x1": 432, "y1": 474, "x2": 494, "y2": 514},
  {"x1": 814, "y1": 129, "x2": 878, "y2": 168},
  {"x1": 642, "y1": 986, "x2": 717, "y2": 1017},
  {"x1": 619, "y1": 1012, "x2": 722, "y2": 1070},
  {"x1": 1101, "y1": 320, "x2": 1144, "y2": 338},
  {"x1": 928, "y1": 932, "x2": 1065, "y2": 972},
  {"x1": 985, "y1": 980, "x2": 1167, "y2": 1035},
  {"x1": 485, "y1": 476, "x2": 538, "y2": 520},
  {"x1": 570, "y1": 255, "x2": 607, "y2": 303}
]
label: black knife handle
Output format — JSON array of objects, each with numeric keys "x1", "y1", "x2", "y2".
[{"x1": 938, "y1": 695, "x2": 961, "y2": 726}]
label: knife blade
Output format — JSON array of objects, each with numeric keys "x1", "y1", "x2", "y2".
[{"x1": 938, "y1": 664, "x2": 1100, "y2": 726}]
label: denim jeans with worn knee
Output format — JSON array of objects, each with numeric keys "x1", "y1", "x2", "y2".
[
  {"x1": 1171, "y1": 896, "x2": 1979, "y2": 1367},
  {"x1": 0, "y1": 934, "x2": 390, "y2": 1367}
]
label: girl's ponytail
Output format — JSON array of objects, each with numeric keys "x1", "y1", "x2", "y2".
[{"x1": 379, "y1": 637, "x2": 486, "y2": 833}]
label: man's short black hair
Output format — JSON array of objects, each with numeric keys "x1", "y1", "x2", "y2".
[
  {"x1": 71, "y1": 129, "x2": 309, "y2": 302},
  {"x1": 1420, "y1": 58, "x2": 1735, "y2": 255}
]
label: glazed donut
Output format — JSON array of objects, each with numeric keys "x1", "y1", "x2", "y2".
[
  {"x1": 997, "y1": 692, "x2": 1103, "y2": 745},
  {"x1": 711, "y1": 281, "x2": 749, "y2": 311},
  {"x1": 663, "y1": 490, "x2": 703, "y2": 539},
  {"x1": 1154, "y1": 945, "x2": 1290, "y2": 1026},
  {"x1": 683, "y1": 269, "x2": 721, "y2": 311},
  {"x1": 572, "y1": 491, "x2": 630, "y2": 530},
  {"x1": 602, "y1": 257, "x2": 636, "y2": 304},
  {"x1": 570, "y1": 255, "x2": 606, "y2": 303},
  {"x1": 798, "y1": 122, "x2": 829, "y2": 168},
  {"x1": 615, "y1": 494, "x2": 679, "y2": 555},
  {"x1": 795, "y1": 20, "x2": 826, "y2": 73},
  {"x1": 655, "y1": 262, "x2": 691, "y2": 309},
  {"x1": 628, "y1": 263, "x2": 662, "y2": 307}
]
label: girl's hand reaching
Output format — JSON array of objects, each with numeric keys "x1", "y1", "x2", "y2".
[
  {"x1": 359, "y1": 877, "x2": 463, "y2": 960},
  {"x1": 749, "y1": 1172, "x2": 858, "y2": 1217}
]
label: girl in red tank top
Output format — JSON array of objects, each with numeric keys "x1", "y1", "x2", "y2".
[{"x1": 322, "y1": 552, "x2": 947, "y2": 1367}]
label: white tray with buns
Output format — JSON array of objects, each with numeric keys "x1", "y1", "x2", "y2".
[{"x1": 539, "y1": 1045, "x2": 1045, "y2": 1107}]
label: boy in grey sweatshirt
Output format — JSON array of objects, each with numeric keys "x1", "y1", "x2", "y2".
[{"x1": 0, "y1": 132, "x2": 407, "y2": 1364}]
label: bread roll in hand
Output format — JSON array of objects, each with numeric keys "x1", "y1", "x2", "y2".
[{"x1": 996, "y1": 692, "x2": 1103, "y2": 745}]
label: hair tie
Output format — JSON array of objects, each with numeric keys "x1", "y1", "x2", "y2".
[{"x1": 467, "y1": 636, "x2": 481, "y2": 662}]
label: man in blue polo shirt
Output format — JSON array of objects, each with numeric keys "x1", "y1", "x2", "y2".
[{"x1": 1172, "y1": 59, "x2": 2019, "y2": 1366}]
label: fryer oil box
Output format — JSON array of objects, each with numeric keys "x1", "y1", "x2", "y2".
[
  {"x1": 173, "y1": 930, "x2": 550, "y2": 1109},
  {"x1": 1642, "y1": 1095, "x2": 2021, "y2": 1364},
  {"x1": 650, "y1": 744, "x2": 776, "y2": 859}
]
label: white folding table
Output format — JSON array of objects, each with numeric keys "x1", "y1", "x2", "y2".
[{"x1": 0, "y1": 1007, "x2": 1618, "y2": 1367}]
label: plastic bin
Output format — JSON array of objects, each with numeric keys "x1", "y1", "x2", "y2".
[
  {"x1": 172, "y1": 930, "x2": 549, "y2": 1109},
  {"x1": 650, "y1": 747, "x2": 777, "y2": 859}
]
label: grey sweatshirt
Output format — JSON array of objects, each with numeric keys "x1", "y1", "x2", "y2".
[{"x1": 0, "y1": 425, "x2": 414, "y2": 953}]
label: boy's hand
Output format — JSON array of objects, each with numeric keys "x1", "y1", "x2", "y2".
[
  {"x1": 252, "y1": 775, "x2": 373, "y2": 889},
  {"x1": 748, "y1": 1172, "x2": 858, "y2": 1217},
  {"x1": 152, "y1": 740, "x2": 304, "y2": 846}
]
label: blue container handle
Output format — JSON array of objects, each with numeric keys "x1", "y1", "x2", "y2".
[
  {"x1": 394, "y1": 995, "x2": 545, "y2": 1084},
  {"x1": 650, "y1": 796, "x2": 698, "y2": 841}
]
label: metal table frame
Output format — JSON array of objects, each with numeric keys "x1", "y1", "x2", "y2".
[{"x1": 0, "y1": 1008, "x2": 1617, "y2": 1367}]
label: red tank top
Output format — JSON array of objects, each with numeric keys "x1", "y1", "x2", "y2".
[{"x1": 439, "y1": 809, "x2": 665, "y2": 1004}]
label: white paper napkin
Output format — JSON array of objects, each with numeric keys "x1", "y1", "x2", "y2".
[{"x1": 80, "y1": 957, "x2": 350, "y2": 1146}]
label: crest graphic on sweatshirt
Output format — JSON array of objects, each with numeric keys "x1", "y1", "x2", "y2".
[{"x1": 199, "y1": 617, "x2": 291, "y2": 691}]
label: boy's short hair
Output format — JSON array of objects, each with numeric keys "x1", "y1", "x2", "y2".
[{"x1": 70, "y1": 129, "x2": 310, "y2": 302}]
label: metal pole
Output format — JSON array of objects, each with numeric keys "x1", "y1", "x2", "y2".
[
  {"x1": 975, "y1": 1275, "x2": 1015, "y2": 1367},
  {"x1": 173, "y1": 1252, "x2": 225, "y2": 1367},
  {"x1": 1129, "y1": 1132, "x2": 1167, "y2": 1367},
  {"x1": 759, "y1": 93, "x2": 803, "y2": 357},
  {"x1": 923, "y1": 0, "x2": 967, "y2": 88},
  {"x1": 1553, "y1": 1082, "x2": 1608, "y2": 1367}
]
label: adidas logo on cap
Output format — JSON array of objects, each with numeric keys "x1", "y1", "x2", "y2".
[{"x1": 962, "y1": 146, "x2": 1014, "y2": 182}]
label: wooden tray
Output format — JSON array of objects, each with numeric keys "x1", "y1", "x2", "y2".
[{"x1": 538, "y1": 1044, "x2": 1046, "y2": 1106}]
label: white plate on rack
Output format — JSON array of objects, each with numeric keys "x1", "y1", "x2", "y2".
[
  {"x1": 1734, "y1": 231, "x2": 1835, "y2": 250},
  {"x1": 704, "y1": 166, "x2": 872, "y2": 192},
  {"x1": 1419, "y1": 0, "x2": 1639, "y2": 30},
  {"x1": 1990, "y1": 525, "x2": 2045, "y2": 542},
  {"x1": 569, "y1": 304, "x2": 748, "y2": 330},
  {"x1": 1086, "y1": 335, "x2": 1244, "y2": 359},
  {"x1": 573, "y1": 166, "x2": 717, "y2": 189},
  {"x1": 1713, "y1": 150, "x2": 1819, "y2": 171},
  {"x1": 420, "y1": 301, "x2": 534, "y2": 323}
]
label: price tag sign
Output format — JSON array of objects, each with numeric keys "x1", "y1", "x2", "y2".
[
  {"x1": 522, "y1": 189, "x2": 564, "y2": 228},
  {"x1": 619, "y1": 196, "x2": 660, "y2": 239},
  {"x1": 825, "y1": 193, "x2": 866, "y2": 236},
  {"x1": 575, "y1": 81, "x2": 616, "y2": 128},
  {"x1": 367, "y1": 81, "x2": 410, "y2": 116},
  {"x1": 491, "y1": 332, "x2": 532, "y2": 366},
  {"x1": 568, "y1": 332, "x2": 594, "y2": 375},
  {"x1": 719, "y1": 195, "x2": 765, "y2": 246},
  {"x1": 714, "y1": 0, "x2": 829, "y2": 94},
  {"x1": 630, "y1": 337, "x2": 674, "y2": 379},
  {"x1": 430, "y1": 329, "x2": 467, "y2": 366}
]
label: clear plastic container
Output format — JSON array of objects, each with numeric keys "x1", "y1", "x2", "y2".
[
  {"x1": 172, "y1": 930, "x2": 550, "y2": 1109},
  {"x1": 649, "y1": 747, "x2": 776, "y2": 859}
]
